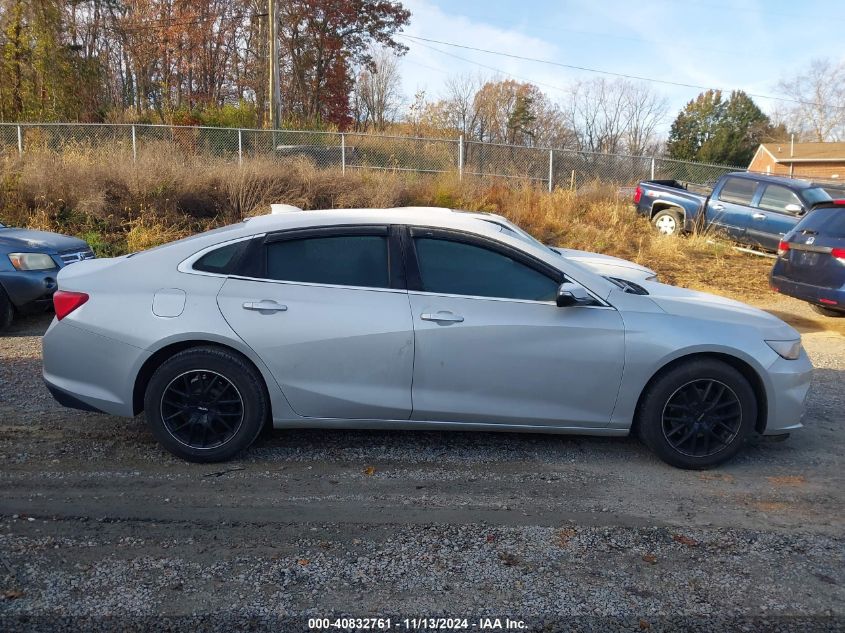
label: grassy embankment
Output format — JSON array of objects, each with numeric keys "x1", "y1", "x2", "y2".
[{"x1": 0, "y1": 146, "x2": 772, "y2": 302}]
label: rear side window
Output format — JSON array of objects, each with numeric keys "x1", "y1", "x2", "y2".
[
  {"x1": 795, "y1": 208, "x2": 845, "y2": 238},
  {"x1": 265, "y1": 235, "x2": 389, "y2": 288},
  {"x1": 758, "y1": 185, "x2": 802, "y2": 214},
  {"x1": 414, "y1": 237, "x2": 558, "y2": 301},
  {"x1": 193, "y1": 242, "x2": 245, "y2": 274},
  {"x1": 718, "y1": 178, "x2": 757, "y2": 205}
]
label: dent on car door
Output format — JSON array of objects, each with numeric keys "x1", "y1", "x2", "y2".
[
  {"x1": 707, "y1": 177, "x2": 759, "y2": 241},
  {"x1": 405, "y1": 229, "x2": 625, "y2": 428},
  {"x1": 747, "y1": 184, "x2": 803, "y2": 251},
  {"x1": 216, "y1": 227, "x2": 415, "y2": 420}
]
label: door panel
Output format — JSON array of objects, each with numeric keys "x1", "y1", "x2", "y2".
[
  {"x1": 408, "y1": 294, "x2": 625, "y2": 427},
  {"x1": 706, "y1": 177, "x2": 760, "y2": 241},
  {"x1": 218, "y1": 277, "x2": 414, "y2": 420},
  {"x1": 746, "y1": 185, "x2": 804, "y2": 250}
]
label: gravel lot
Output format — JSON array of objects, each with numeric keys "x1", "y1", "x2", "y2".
[{"x1": 1, "y1": 294, "x2": 843, "y2": 632}]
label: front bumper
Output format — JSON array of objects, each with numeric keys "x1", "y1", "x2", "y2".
[
  {"x1": 762, "y1": 348, "x2": 813, "y2": 434},
  {"x1": 0, "y1": 270, "x2": 59, "y2": 311}
]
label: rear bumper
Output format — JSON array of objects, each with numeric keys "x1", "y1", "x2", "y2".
[
  {"x1": 42, "y1": 319, "x2": 149, "y2": 417},
  {"x1": 762, "y1": 348, "x2": 813, "y2": 435},
  {"x1": 771, "y1": 274, "x2": 845, "y2": 310}
]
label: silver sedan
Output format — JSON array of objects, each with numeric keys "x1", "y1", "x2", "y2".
[{"x1": 42, "y1": 207, "x2": 812, "y2": 468}]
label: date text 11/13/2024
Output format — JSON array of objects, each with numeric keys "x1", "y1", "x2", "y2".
[{"x1": 307, "y1": 617, "x2": 528, "y2": 630}]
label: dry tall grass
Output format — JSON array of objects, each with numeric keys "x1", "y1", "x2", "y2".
[{"x1": 0, "y1": 148, "x2": 773, "y2": 301}]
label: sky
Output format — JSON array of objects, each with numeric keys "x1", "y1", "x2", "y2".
[{"x1": 394, "y1": 0, "x2": 844, "y2": 131}]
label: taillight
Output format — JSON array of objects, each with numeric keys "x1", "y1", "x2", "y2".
[
  {"x1": 832, "y1": 247, "x2": 845, "y2": 261},
  {"x1": 633, "y1": 186, "x2": 643, "y2": 204},
  {"x1": 53, "y1": 290, "x2": 89, "y2": 320},
  {"x1": 777, "y1": 240, "x2": 790, "y2": 258}
]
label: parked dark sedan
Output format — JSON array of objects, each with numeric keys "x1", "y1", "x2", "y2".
[
  {"x1": 770, "y1": 201, "x2": 845, "y2": 317},
  {"x1": 0, "y1": 223, "x2": 94, "y2": 330}
]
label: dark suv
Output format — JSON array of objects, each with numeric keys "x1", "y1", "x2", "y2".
[{"x1": 770, "y1": 201, "x2": 845, "y2": 317}]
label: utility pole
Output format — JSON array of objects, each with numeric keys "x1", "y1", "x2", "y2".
[{"x1": 268, "y1": 0, "x2": 280, "y2": 130}]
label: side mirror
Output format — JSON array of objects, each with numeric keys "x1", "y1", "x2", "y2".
[
  {"x1": 556, "y1": 281, "x2": 594, "y2": 307},
  {"x1": 784, "y1": 203, "x2": 804, "y2": 215}
]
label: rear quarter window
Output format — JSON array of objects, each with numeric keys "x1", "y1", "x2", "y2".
[{"x1": 795, "y1": 208, "x2": 845, "y2": 238}]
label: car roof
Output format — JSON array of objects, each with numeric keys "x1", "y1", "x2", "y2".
[
  {"x1": 726, "y1": 172, "x2": 819, "y2": 189},
  {"x1": 243, "y1": 206, "x2": 500, "y2": 234}
]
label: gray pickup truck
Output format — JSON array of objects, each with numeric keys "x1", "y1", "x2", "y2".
[
  {"x1": 0, "y1": 223, "x2": 94, "y2": 331},
  {"x1": 634, "y1": 172, "x2": 833, "y2": 252}
]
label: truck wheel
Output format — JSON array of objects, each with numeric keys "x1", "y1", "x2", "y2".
[
  {"x1": 652, "y1": 209, "x2": 683, "y2": 235},
  {"x1": 0, "y1": 286, "x2": 14, "y2": 332},
  {"x1": 811, "y1": 304, "x2": 844, "y2": 318}
]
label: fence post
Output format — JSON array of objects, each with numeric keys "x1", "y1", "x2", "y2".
[
  {"x1": 341, "y1": 133, "x2": 346, "y2": 175},
  {"x1": 458, "y1": 134, "x2": 464, "y2": 181},
  {"x1": 16, "y1": 125, "x2": 23, "y2": 156},
  {"x1": 131, "y1": 125, "x2": 137, "y2": 163},
  {"x1": 548, "y1": 149, "x2": 554, "y2": 193},
  {"x1": 238, "y1": 129, "x2": 243, "y2": 166},
  {"x1": 650, "y1": 156, "x2": 656, "y2": 180},
  {"x1": 570, "y1": 170, "x2": 576, "y2": 191}
]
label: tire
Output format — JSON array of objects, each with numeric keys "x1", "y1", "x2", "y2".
[
  {"x1": 143, "y1": 346, "x2": 268, "y2": 463},
  {"x1": 810, "y1": 304, "x2": 845, "y2": 318},
  {"x1": 0, "y1": 286, "x2": 14, "y2": 332},
  {"x1": 636, "y1": 358, "x2": 756, "y2": 469},
  {"x1": 652, "y1": 208, "x2": 683, "y2": 236}
]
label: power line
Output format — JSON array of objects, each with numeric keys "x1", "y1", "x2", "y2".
[{"x1": 399, "y1": 33, "x2": 837, "y2": 110}]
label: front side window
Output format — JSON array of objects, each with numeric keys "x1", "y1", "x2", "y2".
[
  {"x1": 265, "y1": 235, "x2": 389, "y2": 288},
  {"x1": 758, "y1": 185, "x2": 803, "y2": 214},
  {"x1": 718, "y1": 178, "x2": 758, "y2": 206},
  {"x1": 414, "y1": 237, "x2": 558, "y2": 301}
]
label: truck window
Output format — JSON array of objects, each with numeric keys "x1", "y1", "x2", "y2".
[
  {"x1": 718, "y1": 178, "x2": 757, "y2": 206},
  {"x1": 758, "y1": 185, "x2": 802, "y2": 214}
]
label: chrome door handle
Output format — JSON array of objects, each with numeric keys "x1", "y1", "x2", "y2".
[
  {"x1": 421, "y1": 311, "x2": 464, "y2": 323},
  {"x1": 711, "y1": 204, "x2": 725, "y2": 211},
  {"x1": 752, "y1": 213, "x2": 766, "y2": 220},
  {"x1": 243, "y1": 300, "x2": 288, "y2": 313}
]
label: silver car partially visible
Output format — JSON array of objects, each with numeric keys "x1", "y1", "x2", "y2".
[{"x1": 42, "y1": 206, "x2": 812, "y2": 469}]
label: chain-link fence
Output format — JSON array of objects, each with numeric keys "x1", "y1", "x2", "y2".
[{"x1": 0, "y1": 122, "x2": 742, "y2": 189}]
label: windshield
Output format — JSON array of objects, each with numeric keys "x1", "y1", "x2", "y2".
[{"x1": 802, "y1": 187, "x2": 833, "y2": 206}]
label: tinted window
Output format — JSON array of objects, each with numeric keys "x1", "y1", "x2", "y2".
[
  {"x1": 795, "y1": 208, "x2": 845, "y2": 238},
  {"x1": 265, "y1": 235, "x2": 389, "y2": 288},
  {"x1": 718, "y1": 178, "x2": 757, "y2": 205},
  {"x1": 414, "y1": 238, "x2": 558, "y2": 301},
  {"x1": 758, "y1": 185, "x2": 802, "y2": 213},
  {"x1": 193, "y1": 242, "x2": 244, "y2": 274}
]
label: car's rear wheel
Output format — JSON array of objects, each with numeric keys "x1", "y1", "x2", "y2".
[
  {"x1": 810, "y1": 304, "x2": 845, "y2": 318},
  {"x1": 0, "y1": 286, "x2": 14, "y2": 332},
  {"x1": 143, "y1": 346, "x2": 268, "y2": 463},
  {"x1": 636, "y1": 358, "x2": 756, "y2": 469},
  {"x1": 652, "y1": 208, "x2": 683, "y2": 236}
]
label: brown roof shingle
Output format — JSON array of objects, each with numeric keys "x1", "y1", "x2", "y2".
[{"x1": 762, "y1": 142, "x2": 845, "y2": 162}]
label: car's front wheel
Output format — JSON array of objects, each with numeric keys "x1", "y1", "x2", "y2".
[
  {"x1": 0, "y1": 286, "x2": 14, "y2": 332},
  {"x1": 636, "y1": 358, "x2": 756, "y2": 469},
  {"x1": 143, "y1": 346, "x2": 268, "y2": 463}
]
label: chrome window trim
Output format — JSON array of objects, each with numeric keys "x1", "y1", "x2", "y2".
[
  {"x1": 225, "y1": 275, "x2": 407, "y2": 295},
  {"x1": 407, "y1": 289, "x2": 614, "y2": 309}
]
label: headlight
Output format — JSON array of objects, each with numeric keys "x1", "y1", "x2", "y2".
[
  {"x1": 765, "y1": 339, "x2": 802, "y2": 360},
  {"x1": 7, "y1": 252, "x2": 57, "y2": 271}
]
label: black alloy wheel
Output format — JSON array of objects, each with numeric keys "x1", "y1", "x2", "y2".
[
  {"x1": 160, "y1": 370, "x2": 244, "y2": 449},
  {"x1": 661, "y1": 379, "x2": 742, "y2": 458}
]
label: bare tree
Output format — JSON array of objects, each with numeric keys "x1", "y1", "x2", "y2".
[
  {"x1": 353, "y1": 47, "x2": 403, "y2": 131},
  {"x1": 777, "y1": 58, "x2": 845, "y2": 142},
  {"x1": 566, "y1": 78, "x2": 667, "y2": 155}
]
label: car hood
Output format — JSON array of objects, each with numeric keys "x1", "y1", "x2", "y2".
[
  {"x1": 552, "y1": 247, "x2": 657, "y2": 280},
  {"x1": 0, "y1": 228, "x2": 88, "y2": 253},
  {"x1": 644, "y1": 281, "x2": 800, "y2": 339}
]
